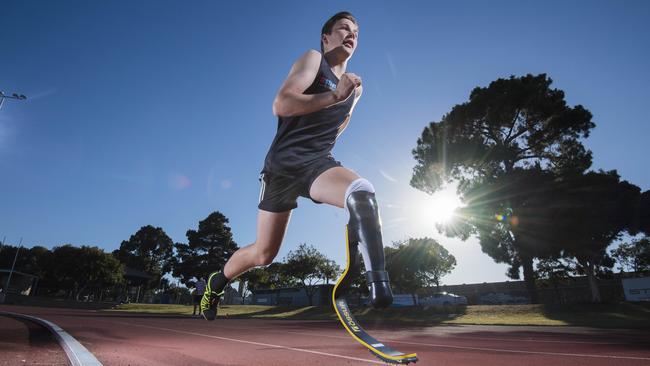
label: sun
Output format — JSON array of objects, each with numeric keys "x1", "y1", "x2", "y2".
[{"x1": 417, "y1": 184, "x2": 464, "y2": 224}]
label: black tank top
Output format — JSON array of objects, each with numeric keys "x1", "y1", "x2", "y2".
[{"x1": 262, "y1": 52, "x2": 356, "y2": 174}]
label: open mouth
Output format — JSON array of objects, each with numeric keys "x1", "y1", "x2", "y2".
[{"x1": 343, "y1": 39, "x2": 354, "y2": 48}]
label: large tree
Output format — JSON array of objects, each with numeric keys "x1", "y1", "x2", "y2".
[
  {"x1": 552, "y1": 171, "x2": 641, "y2": 302},
  {"x1": 114, "y1": 225, "x2": 174, "y2": 289},
  {"x1": 445, "y1": 167, "x2": 567, "y2": 300},
  {"x1": 40, "y1": 245, "x2": 78, "y2": 297},
  {"x1": 320, "y1": 258, "x2": 341, "y2": 285},
  {"x1": 386, "y1": 238, "x2": 456, "y2": 304},
  {"x1": 172, "y1": 212, "x2": 238, "y2": 287},
  {"x1": 45, "y1": 244, "x2": 123, "y2": 300},
  {"x1": 72, "y1": 246, "x2": 124, "y2": 301},
  {"x1": 536, "y1": 257, "x2": 575, "y2": 304},
  {"x1": 0, "y1": 244, "x2": 51, "y2": 278},
  {"x1": 283, "y1": 243, "x2": 335, "y2": 306},
  {"x1": 411, "y1": 74, "x2": 595, "y2": 303},
  {"x1": 237, "y1": 267, "x2": 268, "y2": 303}
]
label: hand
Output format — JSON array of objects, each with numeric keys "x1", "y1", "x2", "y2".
[{"x1": 334, "y1": 73, "x2": 361, "y2": 102}]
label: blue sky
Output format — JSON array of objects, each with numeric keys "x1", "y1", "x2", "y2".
[{"x1": 1, "y1": 1, "x2": 649, "y2": 285}]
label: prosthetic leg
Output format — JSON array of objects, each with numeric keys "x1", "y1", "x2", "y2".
[{"x1": 332, "y1": 186, "x2": 418, "y2": 364}]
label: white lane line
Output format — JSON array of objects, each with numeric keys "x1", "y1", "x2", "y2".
[
  {"x1": 1, "y1": 311, "x2": 103, "y2": 366},
  {"x1": 276, "y1": 330, "x2": 650, "y2": 361},
  {"x1": 439, "y1": 335, "x2": 623, "y2": 345},
  {"x1": 212, "y1": 323, "x2": 624, "y2": 345},
  {"x1": 112, "y1": 321, "x2": 385, "y2": 364}
]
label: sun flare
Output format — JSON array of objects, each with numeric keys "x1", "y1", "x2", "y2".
[{"x1": 417, "y1": 184, "x2": 464, "y2": 224}]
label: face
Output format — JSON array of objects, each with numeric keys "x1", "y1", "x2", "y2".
[{"x1": 322, "y1": 18, "x2": 359, "y2": 57}]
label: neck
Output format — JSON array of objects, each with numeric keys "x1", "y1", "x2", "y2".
[{"x1": 324, "y1": 49, "x2": 349, "y2": 78}]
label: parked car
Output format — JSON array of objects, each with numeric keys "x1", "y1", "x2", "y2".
[
  {"x1": 419, "y1": 292, "x2": 467, "y2": 306},
  {"x1": 361, "y1": 294, "x2": 418, "y2": 307}
]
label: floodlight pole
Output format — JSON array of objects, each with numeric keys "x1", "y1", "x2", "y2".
[
  {"x1": 4, "y1": 237, "x2": 23, "y2": 297},
  {"x1": 0, "y1": 91, "x2": 27, "y2": 110},
  {"x1": 0, "y1": 237, "x2": 4, "y2": 302}
]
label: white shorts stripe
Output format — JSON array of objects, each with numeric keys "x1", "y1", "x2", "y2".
[{"x1": 258, "y1": 173, "x2": 266, "y2": 204}]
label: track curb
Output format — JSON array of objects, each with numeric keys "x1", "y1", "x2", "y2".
[{"x1": 0, "y1": 311, "x2": 103, "y2": 366}]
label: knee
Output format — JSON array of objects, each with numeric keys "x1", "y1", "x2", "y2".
[
  {"x1": 254, "y1": 244, "x2": 277, "y2": 266},
  {"x1": 344, "y1": 178, "x2": 375, "y2": 200},
  {"x1": 345, "y1": 186, "x2": 380, "y2": 225},
  {"x1": 344, "y1": 178, "x2": 377, "y2": 214}
]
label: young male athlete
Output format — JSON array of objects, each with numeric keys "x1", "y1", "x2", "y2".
[{"x1": 201, "y1": 11, "x2": 394, "y2": 320}]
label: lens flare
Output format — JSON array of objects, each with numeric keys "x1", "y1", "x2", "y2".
[
  {"x1": 509, "y1": 215, "x2": 520, "y2": 226},
  {"x1": 170, "y1": 174, "x2": 191, "y2": 190},
  {"x1": 416, "y1": 184, "x2": 464, "y2": 224}
]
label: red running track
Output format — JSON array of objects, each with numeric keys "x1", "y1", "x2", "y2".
[
  {"x1": 0, "y1": 312, "x2": 68, "y2": 365},
  {"x1": 1, "y1": 305, "x2": 649, "y2": 366}
]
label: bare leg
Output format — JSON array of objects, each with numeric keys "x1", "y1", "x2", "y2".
[
  {"x1": 223, "y1": 209, "x2": 291, "y2": 279},
  {"x1": 309, "y1": 167, "x2": 360, "y2": 208}
]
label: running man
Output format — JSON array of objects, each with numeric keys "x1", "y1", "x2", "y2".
[{"x1": 201, "y1": 11, "x2": 394, "y2": 320}]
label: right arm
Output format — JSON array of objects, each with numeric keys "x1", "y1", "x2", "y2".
[{"x1": 272, "y1": 50, "x2": 359, "y2": 117}]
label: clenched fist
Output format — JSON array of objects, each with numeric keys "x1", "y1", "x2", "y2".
[{"x1": 333, "y1": 73, "x2": 361, "y2": 102}]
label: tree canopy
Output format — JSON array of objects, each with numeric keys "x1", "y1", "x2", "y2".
[
  {"x1": 411, "y1": 74, "x2": 596, "y2": 302},
  {"x1": 551, "y1": 170, "x2": 641, "y2": 301},
  {"x1": 386, "y1": 238, "x2": 456, "y2": 302},
  {"x1": 611, "y1": 236, "x2": 650, "y2": 275},
  {"x1": 45, "y1": 244, "x2": 122, "y2": 299},
  {"x1": 412, "y1": 74, "x2": 594, "y2": 194},
  {"x1": 171, "y1": 211, "x2": 239, "y2": 287},
  {"x1": 113, "y1": 225, "x2": 174, "y2": 289},
  {"x1": 283, "y1": 243, "x2": 340, "y2": 305}
]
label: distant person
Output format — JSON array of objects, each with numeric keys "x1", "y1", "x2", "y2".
[
  {"x1": 192, "y1": 277, "x2": 206, "y2": 316},
  {"x1": 200, "y1": 11, "x2": 393, "y2": 320}
]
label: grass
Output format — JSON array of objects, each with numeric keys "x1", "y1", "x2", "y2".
[
  {"x1": 108, "y1": 302, "x2": 650, "y2": 329},
  {"x1": 443, "y1": 305, "x2": 568, "y2": 326}
]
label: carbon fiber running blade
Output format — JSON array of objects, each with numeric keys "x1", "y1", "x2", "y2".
[
  {"x1": 332, "y1": 226, "x2": 418, "y2": 364},
  {"x1": 370, "y1": 349, "x2": 419, "y2": 365},
  {"x1": 334, "y1": 298, "x2": 418, "y2": 364}
]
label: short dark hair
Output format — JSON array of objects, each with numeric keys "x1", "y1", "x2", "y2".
[{"x1": 320, "y1": 11, "x2": 358, "y2": 53}]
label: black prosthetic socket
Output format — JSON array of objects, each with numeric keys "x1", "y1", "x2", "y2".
[
  {"x1": 210, "y1": 272, "x2": 230, "y2": 294},
  {"x1": 365, "y1": 270, "x2": 392, "y2": 309},
  {"x1": 346, "y1": 191, "x2": 393, "y2": 309}
]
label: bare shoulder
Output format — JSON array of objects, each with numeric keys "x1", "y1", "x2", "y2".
[
  {"x1": 280, "y1": 49, "x2": 322, "y2": 93},
  {"x1": 294, "y1": 49, "x2": 322, "y2": 70}
]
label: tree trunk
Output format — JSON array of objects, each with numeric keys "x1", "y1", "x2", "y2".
[
  {"x1": 521, "y1": 256, "x2": 539, "y2": 304},
  {"x1": 583, "y1": 259, "x2": 602, "y2": 303},
  {"x1": 412, "y1": 293, "x2": 417, "y2": 306},
  {"x1": 306, "y1": 285, "x2": 315, "y2": 306},
  {"x1": 75, "y1": 284, "x2": 88, "y2": 301},
  {"x1": 552, "y1": 279, "x2": 563, "y2": 304}
]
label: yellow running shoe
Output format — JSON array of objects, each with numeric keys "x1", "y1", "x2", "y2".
[{"x1": 200, "y1": 272, "x2": 225, "y2": 321}]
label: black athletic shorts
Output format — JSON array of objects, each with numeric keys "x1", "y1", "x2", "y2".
[{"x1": 258, "y1": 156, "x2": 342, "y2": 212}]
